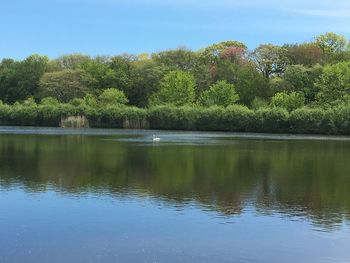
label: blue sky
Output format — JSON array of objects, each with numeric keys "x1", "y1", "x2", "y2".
[{"x1": 1, "y1": 0, "x2": 350, "y2": 59}]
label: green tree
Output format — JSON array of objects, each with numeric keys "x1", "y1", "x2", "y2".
[
  {"x1": 251, "y1": 44, "x2": 289, "y2": 78},
  {"x1": 316, "y1": 62, "x2": 350, "y2": 104},
  {"x1": 284, "y1": 43, "x2": 323, "y2": 66},
  {"x1": 40, "y1": 97, "x2": 60, "y2": 106},
  {"x1": 55, "y1": 54, "x2": 91, "y2": 69},
  {"x1": 199, "y1": 80, "x2": 239, "y2": 107},
  {"x1": 0, "y1": 55, "x2": 48, "y2": 103},
  {"x1": 149, "y1": 70, "x2": 196, "y2": 106},
  {"x1": 315, "y1": 32, "x2": 347, "y2": 55},
  {"x1": 235, "y1": 64, "x2": 270, "y2": 106},
  {"x1": 98, "y1": 88, "x2": 128, "y2": 106},
  {"x1": 201, "y1": 41, "x2": 247, "y2": 64},
  {"x1": 152, "y1": 48, "x2": 198, "y2": 72},
  {"x1": 127, "y1": 58, "x2": 165, "y2": 107},
  {"x1": 38, "y1": 69, "x2": 96, "y2": 102},
  {"x1": 83, "y1": 94, "x2": 98, "y2": 107},
  {"x1": 271, "y1": 91, "x2": 305, "y2": 112},
  {"x1": 79, "y1": 58, "x2": 119, "y2": 91},
  {"x1": 283, "y1": 64, "x2": 323, "y2": 102}
]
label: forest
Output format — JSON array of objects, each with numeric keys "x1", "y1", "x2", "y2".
[{"x1": 1, "y1": 32, "x2": 350, "y2": 134}]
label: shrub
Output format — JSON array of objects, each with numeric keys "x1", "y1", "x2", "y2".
[
  {"x1": 271, "y1": 91, "x2": 305, "y2": 112},
  {"x1": 98, "y1": 88, "x2": 129, "y2": 106},
  {"x1": 149, "y1": 71, "x2": 196, "y2": 106},
  {"x1": 148, "y1": 105, "x2": 199, "y2": 130},
  {"x1": 198, "y1": 80, "x2": 239, "y2": 107},
  {"x1": 255, "y1": 107, "x2": 290, "y2": 132},
  {"x1": 290, "y1": 108, "x2": 334, "y2": 134}
]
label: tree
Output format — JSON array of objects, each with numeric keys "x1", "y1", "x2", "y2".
[
  {"x1": 98, "y1": 88, "x2": 128, "y2": 106},
  {"x1": 199, "y1": 80, "x2": 239, "y2": 107},
  {"x1": 195, "y1": 41, "x2": 248, "y2": 94},
  {"x1": 201, "y1": 41, "x2": 247, "y2": 64},
  {"x1": 79, "y1": 58, "x2": 120, "y2": 91},
  {"x1": 54, "y1": 54, "x2": 91, "y2": 69},
  {"x1": 316, "y1": 62, "x2": 350, "y2": 104},
  {"x1": 271, "y1": 91, "x2": 305, "y2": 112},
  {"x1": 127, "y1": 59, "x2": 165, "y2": 107},
  {"x1": 315, "y1": 32, "x2": 347, "y2": 55},
  {"x1": 38, "y1": 69, "x2": 96, "y2": 102},
  {"x1": 251, "y1": 44, "x2": 289, "y2": 78},
  {"x1": 0, "y1": 55, "x2": 48, "y2": 103},
  {"x1": 235, "y1": 64, "x2": 270, "y2": 106},
  {"x1": 152, "y1": 48, "x2": 198, "y2": 72},
  {"x1": 149, "y1": 70, "x2": 196, "y2": 106},
  {"x1": 284, "y1": 43, "x2": 323, "y2": 66},
  {"x1": 283, "y1": 64, "x2": 323, "y2": 102}
]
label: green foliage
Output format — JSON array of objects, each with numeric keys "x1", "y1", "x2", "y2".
[
  {"x1": 283, "y1": 64, "x2": 323, "y2": 102},
  {"x1": 255, "y1": 107, "x2": 290, "y2": 132},
  {"x1": 235, "y1": 64, "x2": 270, "y2": 105},
  {"x1": 251, "y1": 97, "x2": 268, "y2": 110},
  {"x1": 127, "y1": 59, "x2": 165, "y2": 107},
  {"x1": 148, "y1": 105, "x2": 199, "y2": 130},
  {"x1": 1, "y1": 32, "x2": 350, "y2": 134},
  {"x1": 83, "y1": 94, "x2": 98, "y2": 107},
  {"x1": 316, "y1": 62, "x2": 350, "y2": 104},
  {"x1": 98, "y1": 88, "x2": 129, "y2": 106},
  {"x1": 40, "y1": 97, "x2": 60, "y2": 105},
  {"x1": 149, "y1": 70, "x2": 196, "y2": 106},
  {"x1": 0, "y1": 55, "x2": 48, "y2": 103},
  {"x1": 152, "y1": 48, "x2": 198, "y2": 72},
  {"x1": 199, "y1": 80, "x2": 239, "y2": 107},
  {"x1": 39, "y1": 69, "x2": 96, "y2": 102},
  {"x1": 54, "y1": 54, "x2": 91, "y2": 69},
  {"x1": 271, "y1": 91, "x2": 305, "y2": 112},
  {"x1": 269, "y1": 77, "x2": 293, "y2": 94},
  {"x1": 201, "y1": 41, "x2": 247, "y2": 64},
  {"x1": 79, "y1": 58, "x2": 120, "y2": 91},
  {"x1": 315, "y1": 32, "x2": 347, "y2": 55},
  {"x1": 251, "y1": 44, "x2": 289, "y2": 78},
  {"x1": 284, "y1": 43, "x2": 323, "y2": 66},
  {"x1": 290, "y1": 107, "x2": 334, "y2": 134}
]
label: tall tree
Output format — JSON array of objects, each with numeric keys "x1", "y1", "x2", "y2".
[
  {"x1": 149, "y1": 70, "x2": 196, "y2": 106},
  {"x1": 284, "y1": 43, "x2": 323, "y2": 66},
  {"x1": 0, "y1": 55, "x2": 48, "y2": 103},
  {"x1": 38, "y1": 69, "x2": 96, "y2": 102},
  {"x1": 316, "y1": 61, "x2": 350, "y2": 104},
  {"x1": 198, "y1": 80, "x2": 239, "y2": 107},
  {"x1": 152, "y1": 48, "x2": 198, "y2": 72},
  {"x1": 251, "y1": 44, "x2": 289, "y2": 78}
]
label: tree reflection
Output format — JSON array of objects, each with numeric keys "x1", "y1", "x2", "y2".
[{"x1": 1, "y1": 134, "x2": 350, "y2": 228}]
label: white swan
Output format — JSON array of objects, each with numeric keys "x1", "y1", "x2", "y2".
[{"x1": 152, "y1": 134, "x2": 160, "y2": 142}]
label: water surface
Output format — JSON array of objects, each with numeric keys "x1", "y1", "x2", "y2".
[{"x1": 0, "y1": 127, "x2": 350, "y2": 263}]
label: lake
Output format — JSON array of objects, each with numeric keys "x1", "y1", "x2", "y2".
[{"x1": 0, "y1": 127, "x2": 350, "y2": 263}]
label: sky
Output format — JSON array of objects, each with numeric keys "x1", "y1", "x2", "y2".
[{"x1": 1, "y1": 0, "x2": 350, "y2": 59}]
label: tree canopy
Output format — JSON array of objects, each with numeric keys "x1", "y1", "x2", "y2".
[{"x1": 0, "y1": 32, "x2": 349, "y2": 113}]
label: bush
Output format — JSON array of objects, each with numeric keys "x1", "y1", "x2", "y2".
[
  {"x1": 198, "y1": 80, "x2": 239, "y2": 107},
  {"x1": 149, "y1": 71, "x2": 196, "y2": 106},
  {"x1": 148, "y1": 105, "x2": 199, "y2": 130},
  {"x1": 196, "y1": 105, "x2": 254, "y2": 132},
  {"x1": 271, "y1": 91, "x2": 305, "y2": 112},
  {"x1": 332, "y1": 104, "x2": 350, "y2": 135},
  {"x1": 98, "y1": 88, "x2": 129, "y2": 106},
  {"x1": 0, "y1": 97, "x2": 350, "y2": 135},
  {"x1": 255, "y1": 107, "x2": 290, "y2": 132},
  {"x1": 290, "y1": 108, "x2": 335, "y2": 134}
]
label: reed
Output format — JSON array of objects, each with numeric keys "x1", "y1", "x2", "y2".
[{"x1": 60, "y1": 115, "x2": 89, "y2": 128}]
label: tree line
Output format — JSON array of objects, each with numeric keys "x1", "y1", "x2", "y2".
[{"x1": 1, "y1": 32, "x2": 350, "y2": 133}]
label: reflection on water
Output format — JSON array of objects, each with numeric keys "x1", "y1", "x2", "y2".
[{"x1": 1, "y1": 128, "x2": 350, "y2": 263}]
